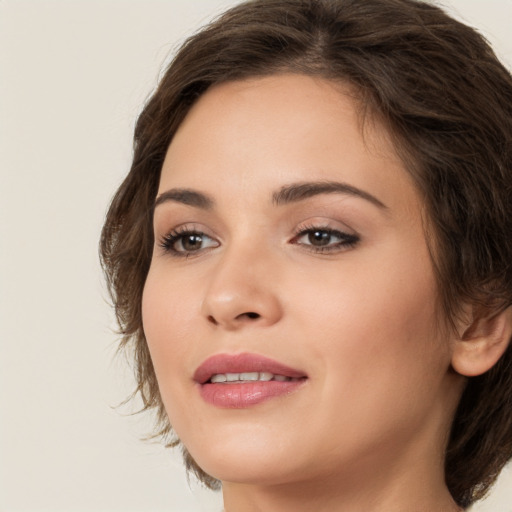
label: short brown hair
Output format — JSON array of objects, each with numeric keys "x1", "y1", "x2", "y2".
[{"x1": 100, "y1": 0, "x2": 512, "y2": 507}]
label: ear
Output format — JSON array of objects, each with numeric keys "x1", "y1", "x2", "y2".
[{"x1": 451, "y1": 306, "x2": 512, "y2": 377}]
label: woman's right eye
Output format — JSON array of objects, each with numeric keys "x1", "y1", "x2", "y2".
[{"x1": 159, "y1": 229, "x2": 219, "y2": 256}]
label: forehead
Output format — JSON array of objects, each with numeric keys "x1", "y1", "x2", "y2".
[
  {"x1": 168, "y1": 74, "x2": 390, "y2": 160},
  {"x1": 160, "y1": 74, "x2": 419, "y2": 214}
]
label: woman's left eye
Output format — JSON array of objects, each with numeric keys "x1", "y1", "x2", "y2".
[
  {"x1": 160, "y1": 229, "x2": 219, "y2": 256},
  {"x1": 293, "y1": 227, "x2": 359, "y2": 252}
]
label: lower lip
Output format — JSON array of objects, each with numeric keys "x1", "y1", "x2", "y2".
[{"x1": 199, "y1": 380, "x2": 305, "y2": 408}]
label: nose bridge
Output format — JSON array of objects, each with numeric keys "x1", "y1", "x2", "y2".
[{"x1": 201, "y1": 235, "x2": 282, "y2": 329}]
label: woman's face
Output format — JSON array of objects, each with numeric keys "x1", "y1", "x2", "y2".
[{"x1": 142, "y1": 74, "x2": 462, "y2": 487}]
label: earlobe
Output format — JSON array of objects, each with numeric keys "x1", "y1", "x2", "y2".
[{"x1": 451, "y1": 306, "x2": 512, "y2": 377}]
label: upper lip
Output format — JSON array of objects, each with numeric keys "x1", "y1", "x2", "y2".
[{"x1": 193, "y1": 353, "x2": 307, "y2": 384}]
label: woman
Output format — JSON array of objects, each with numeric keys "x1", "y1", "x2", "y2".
[{"x1": 100, "y1": 0, "x2": 512, "y2": 510}]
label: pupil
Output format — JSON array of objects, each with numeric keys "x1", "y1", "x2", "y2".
[
  {"x1": 308, "y1": 231, "x2": 330, "y2": 246},
  {"x1": 183, "y1": 234, "x2": 202, "y2": 251}
]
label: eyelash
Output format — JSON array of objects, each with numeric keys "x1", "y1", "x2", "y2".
[
  {"x1": 158, "y1": 225, "x2": 359, "y2": 258},
  {"x1": 159, "y1": 226, "x2": 218, "y2": 257},
  {"x1": 291, "y1": 224, "x2": 360, "y2": 253}
]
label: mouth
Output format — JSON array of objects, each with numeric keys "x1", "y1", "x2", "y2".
[
  {"x1": 194, "y1": 353, "x2": 307, "y2": 408},
  {"x1": 209, "y1": 372, "x2": 302, "y2": 383}
]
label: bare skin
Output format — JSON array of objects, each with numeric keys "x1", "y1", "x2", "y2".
[{"x1": 143, "y1": 74, "x2": 469, "y2": 511}]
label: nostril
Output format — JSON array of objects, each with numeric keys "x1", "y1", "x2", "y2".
[
  {"x1": 245, "y1": 312, "x2": 260, "y2": 319},
  {"x1": 207, "y1": 315, "x2": 218, "y2": 325}
]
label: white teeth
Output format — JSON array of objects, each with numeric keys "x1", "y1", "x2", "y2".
[
  {"x1": 240, "y1": 372, "x2": 259, "y2": 381},
  {"x1": 209, "y1": 372, "x2": 293, "y2": 383}
]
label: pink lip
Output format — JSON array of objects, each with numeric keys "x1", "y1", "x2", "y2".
[{"x1": 194, "y1": 353, "x2": 307, "y2": 409}]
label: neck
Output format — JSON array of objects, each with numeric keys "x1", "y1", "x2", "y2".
[
  {"x1": 222, "y1": 418, "x2": 463, "y2": 512},
  {"x1": 222, "y1": 467, "x2": 463, "y2": 512}
]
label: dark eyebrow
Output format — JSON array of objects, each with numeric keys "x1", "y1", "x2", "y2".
[
  {"x1": 272, "y1": 181, "x2": 387, "y2": 210},
  {"x1": 154, "y1": 188, "x2": 214, "y2": 210}
]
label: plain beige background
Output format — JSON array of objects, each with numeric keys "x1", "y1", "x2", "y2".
[{"x1": 1, "y1": 1, "x2": 511, "y2": 510}]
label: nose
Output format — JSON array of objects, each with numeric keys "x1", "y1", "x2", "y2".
[{"x1": 201, "y1": 244, "x2": 283, "y2": 331}]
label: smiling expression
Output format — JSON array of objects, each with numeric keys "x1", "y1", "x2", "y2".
[{"x1": 142, "y1": 74, "x2": 462, "y2": 489}]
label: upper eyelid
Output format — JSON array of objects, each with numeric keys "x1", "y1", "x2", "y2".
[
  {"x1": 156, "y1": 221, "x2": 213, "y2": 237},
  {"x1": 295, "y1": 226, "x2": 352, "y2": 236},
  {"x1": 293, "y1": 226, "x2": 359, "y2": 242},
  {"x1": 293, "y1": 217, "x2": 358, "y2": 235},
  {"x1": 156, "y1": 220, "x2": 358, "y2": 239},
  {"x1": 159, "y1": 225, "x2": 359, "y2": 250},
  {"x1": 160, "y1": 224, "x2": 218, "y2": 243}
]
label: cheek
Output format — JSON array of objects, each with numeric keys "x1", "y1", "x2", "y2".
[
  {"x1": 141, "y1": 268, "x2": 196, "y2": 384},
  {"x1": 283, "y1": 275, "x2": 444, "y2": 472},
  {"x1": 296, "y1": 243, "x2": 449, "y2": 432},
  {"x1": 141, "y1": 268, "x2": 205, "y2": 440},
  {"x1": 294, "y1": 242, "x2": 439, "y2": 339}
]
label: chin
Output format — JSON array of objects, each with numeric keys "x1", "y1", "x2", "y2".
[
  {"x1": 196, "y1": 456, "x2": 308, "y2": 487},
  {"x1": 181, "y1": 427, "x2": 309, "y2": 486}
]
